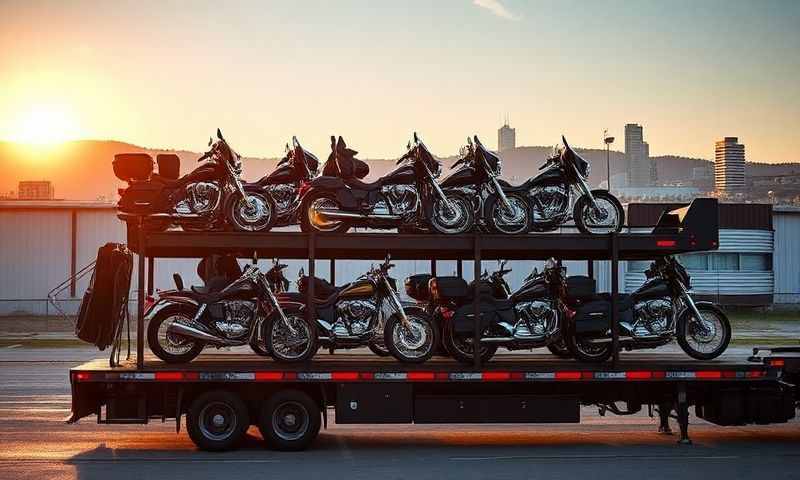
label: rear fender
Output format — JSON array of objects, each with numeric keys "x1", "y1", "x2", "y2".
[{"x1": 144, "y1": 297, "x2": 198, "y2": 321}]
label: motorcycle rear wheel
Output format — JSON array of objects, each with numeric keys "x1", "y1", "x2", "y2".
[
  {"x1": 566, "y1": 333, "x2": 613, "y2": 363},
  {"x1": 147, "y1": 304, "x2": 205, "y2": 364},
  {"x1": 384, "y1": 311, "x2": 438, "y2": 363},
  {"x1": 300, "y1": 190, "x2": 350, "y2": 234},
  {"x1": 441, "y1": 320, "x2": 498, "y2": 365}
]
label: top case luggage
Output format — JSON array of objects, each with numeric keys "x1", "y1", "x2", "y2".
[
  {"x1": 113, "y1": 153, "x2": 153, "y2": 182},
  {"x1": 405, "y1": 274, "x2": 433, "y2": 301},
  {"x1": 430, "y1": 276, "x2": 469, "y2": 302},
  {"x1": 75, "y1": 243, "x2": 133, "y2": 350}
]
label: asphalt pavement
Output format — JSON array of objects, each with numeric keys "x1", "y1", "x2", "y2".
[{"x1": 1, "y1": 347, "x2": 799, "y2": 480}]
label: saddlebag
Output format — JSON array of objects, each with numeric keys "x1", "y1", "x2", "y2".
[
  {"x1": 573, "y1": 295, "x2": 634, "y2": 334},
  {"x1": 451, "y1": 299, "x2": 515, "y2": 335},
  {"x1": 430, "y1": 277, "x2": 469, "y2": 302},
  {"x1": 113, "y1": 153, "x2": 153, "y2": 182},
  {"x1": 405, "y1": 274, "x2": 433, "y2": 302},
  {"x1": 75, "y1": 243, "x2": 133, "y2": 350},
  {"x1": 566, "y1": 275, "x2": 596, "y2": 301},
  {"x1": 117, "y1": 182, "x2": 165, "y2": 214}
]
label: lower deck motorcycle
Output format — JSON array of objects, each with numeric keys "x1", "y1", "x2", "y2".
[
  {"x1": 265, "y1": 255, "x2": 439, "y2": 364},
  {"x1": 567, "y1": 256, "x2": 732, "y2": 363},
  {"x1": 145, "y1": 261, "x2": 313, "y2": 363},
  {"x1": 115, "y1": 129, "x2": 275, "y2": 232},
  {"x1": 300, "y1": 133, "x2": 474, "y2": 235},
  {"x1": 412, "y1": 259, "x2": 568, "y2": 364}
]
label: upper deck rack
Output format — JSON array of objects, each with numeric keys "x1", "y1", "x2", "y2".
[{"x1": 124, "y1": 198, "x2": 720, "y2": 369}]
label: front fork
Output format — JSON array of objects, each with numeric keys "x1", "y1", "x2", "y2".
[
  {"x1": 679, "y1": 284, "x2": 708, "y2": 332},
  {"x1": 384, "y1": 277, "x2": 411, "y2": 328},
  {"x1": 232, "y1": 177, "x2": 256, "y2": 209},
  {"x1": 575, "y1": 175, "x2": 601, "y2": 212},
  {"x1": 424, "y1": 164, "x2": 455, "y2": 214},
  {"x1": 265, "y1": 287, "x2": 298, "y2": 336},
  {"x1": 488, "y1": 175, "x2": 516, "y2": 214}
]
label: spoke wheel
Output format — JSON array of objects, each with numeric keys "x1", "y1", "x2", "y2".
[
  {"x1": 677, "y1": 304, "x2": 731, "y2": 360},
  {"x1": 487, "y1": 193, "x2": 532, "y2": 234},
  {"x1": 266, "y1": 313, "x2": 318, "y2": 362},
  {"x1": 384, "y1": 312, "x2": 438, "y2": 363},
  {"x1": 147, "y1": 304, "x2": 204, "y2": 364},
  {"x1": 429, "y1": 193, "x2": 474, "y2": 234},
  {"x1": 226, "y1": 192, "x2": 274, "y2": 232},
  {"x1": 574, "y1": 191, "x2": 624, "y2": 235}
]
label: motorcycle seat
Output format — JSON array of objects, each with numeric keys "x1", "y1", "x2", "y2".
[
  {"x1": 344, "y1": 177, "x2": 384, "y2": 191},
  {"x1": 498, "y1": 178, "x2": 534, "y2": 193},
  {"x1": 150, "y1": 174, "x2": 182, "y2": 188}
]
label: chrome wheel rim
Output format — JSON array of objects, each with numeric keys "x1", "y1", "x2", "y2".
[
  {"x1": 576, "y1": 338, "x2": 609, "y2": 358},
  {"x1": 199, "y1": 401, "x2": 237, "y2": 441},
  {"x1": 686, "y1": 310, "x2": 725, "y2": 355},
  {"x1": 492, "y1": 195, "x2": 529, "y2": 234},
  {"x1": 451, "y1": 330, "x2": 492, "y2": 359},
  {"x1": 233, "y1": 193, "x2": 272, "y2": 231},
  {"x1": 270, "y1": 315, "x2": 313, "y2": 361},
  {"x1": 309, "y1": 197, "x2": 343, "y2": 231},
  {"x1": 581, "y1": 197, "x2": 620, "y2": 234},
  {"x1": 432, "y1": 196, "x2": 470, "y2": 234},
  {"x1": 391, "y1": 315, "x2": 432, "y2": 359},
  {"x1": 158, "y1": 314, "x2": 196, "y2": 355},
  {"x1": 272, "y1": 401, "x2": 310, "y2": 442}
]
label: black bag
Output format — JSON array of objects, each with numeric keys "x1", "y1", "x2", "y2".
[{"x1": 75, "y1": 243, "x2": 133, "y2": 350}]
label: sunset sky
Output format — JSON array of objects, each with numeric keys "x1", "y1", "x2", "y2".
[{"x1": 1, "y1": 0, "x2": 798, "y2": 162}]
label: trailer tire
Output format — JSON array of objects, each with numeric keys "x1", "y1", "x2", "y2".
[
  {"x1": 186, "y1": 390, "x2": 250, "y2": 452},
  {"x1": 259, "y1": 390, "x2": 321, "y2": 451}
]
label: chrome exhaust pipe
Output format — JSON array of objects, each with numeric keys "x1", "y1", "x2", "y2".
[
  {"x1": 317, "y1": 208, "x2": 400, "y2": 220},
  {"x1": 167, "y1": 322, "x2": 236, "y2": 345},
  {"x1": 586, "y1": 336, "x2": 634, "y2": 344}
]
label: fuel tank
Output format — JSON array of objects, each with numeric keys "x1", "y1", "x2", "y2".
[
  {"x1": 381, "y1": 165, "x2": 416, "y2": 186},
  {"x1": 338, "y1": 278, "x2": 375, "y2": 299},
  {"x1": 440, "y1": 167, "x2": 479, "y2": 188}
]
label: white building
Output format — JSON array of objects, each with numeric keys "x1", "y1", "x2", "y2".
[
  {"x1": 624, "y1": 123, "x2": 652, "y2": 187},
  {"x1": 715, "y1": 137, "x2": 746, "y2": 194},
  {"x1": 497, "y1": 122, "x2": 515, "y2": 152}
]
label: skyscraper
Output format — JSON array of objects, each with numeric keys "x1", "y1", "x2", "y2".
[
  {"x1": 624, "y1": 123, "x2": 652, "y2": 187},
  {"x1": 715, "y1": 137, "x2": 746, "y2": 194},
  {"x1": 498, "y1": 120, "x2": 515, "y2": 152}
]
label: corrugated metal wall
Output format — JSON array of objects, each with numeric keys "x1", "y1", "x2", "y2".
[{"x1": 773, "y1": 208, "x2": 800, "y2": 304}]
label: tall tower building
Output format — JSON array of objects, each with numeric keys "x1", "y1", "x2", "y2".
[
  {"x1": 624, "y1": 123, "x2": 652, "y2": 187},
  {"x1": 715, "y1": 137, "x2": 746, "y2": 194},
  {"x1": 498, "y1": 120, "x2": 515, "y2": 152}
]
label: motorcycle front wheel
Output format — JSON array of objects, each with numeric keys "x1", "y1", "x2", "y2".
[
  {"x1": 573, "y1": 190, "x2": 624, "y2": 235},
  {"x1": 676, "y1": 304, "x2": 731, "y2": 360},
  {"x1": 384, "y1": 311, "x2": 438, "y2": 363},
  {"x1": 264, "y1": 310, "x2": 319, "y2": 363},
  {"x1": 225, "y1": 191, "x2": 275, "y2": 232},
  {"x1": 146, "y1": 303, "x2": 205, "y2": 364},
  {"x1": 485, "y1": 193, "x2": 532, "y2": 235},
  {"x1": 429, "y1": 192, "x2": 474, "y2": 235}
]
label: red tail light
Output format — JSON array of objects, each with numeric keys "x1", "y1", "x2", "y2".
[
  {"x1": 144, "y1": 295, "x2": 155, "y2": 312},
  {"x1": 656, "y1": 239, "x2": 677, "y2": 247},
  {"x1": 298, "y1": 181, "x2": 311, "y2": 197}
]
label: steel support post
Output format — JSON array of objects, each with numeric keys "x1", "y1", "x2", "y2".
[
  {"x1": 457, "y1": 259, "x2": 463, "y2": 279},
  {"x1": 307, "y1": 233, "x2": 316, "y2": 328},
  {"x1": 610, "y1": 232, "x2": 620, "y2": 366},
  {"x1": 473, "y1": 234, "x2": 482, "y2": 369},
  {"x1": 136, "y1": 218, "x2": 145, "y2": 369},
  {"x1": 676, "y1": 382, "x2": 692, "y2": 444},
  {"x1": 587, "y1": 259, "x2": 594, "y2": 280},
  {"x1": 147, "y1": 257, "x2": 154, "y2": 296},
  {"x1": 330, "y1": 258, "x2": 335, "y2": 285},
  {"x1": 430, "y1": 259, "x2": 437, "y2": 276}
]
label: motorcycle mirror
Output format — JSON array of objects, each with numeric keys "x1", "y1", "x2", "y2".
[
  {"x1": 413, "y1": 132, "x2": 419, "y2": 143},
  {"x1": 252, "y1": 250, "x2": 259, "y2": 265},
  {"x1": 217, "y1": 128, "x2": 224, "y2": 141},
  {"x1": 406, "y1": 141, "x2": 411, "y2": 150},
  {"x1": 292, "y1": 135, "x2": 299, "y2": 148},
  {"x1": 532, "y1": 267, "x2": 539, "y2": 276},
  {"x1": 467, "y1": 137, "x2": 473, "y2": 147},
  {"x1": 298, "y1": 267, "x2": 305, "y2": 277}
]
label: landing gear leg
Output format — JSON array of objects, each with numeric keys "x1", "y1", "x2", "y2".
[{"x1": 676, "y1": 382, "x2": 692, "y2": 445}]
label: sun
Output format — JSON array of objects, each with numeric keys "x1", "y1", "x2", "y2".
[{"x1": 9, "y1": 105, "x2": 79, "y2": 146}]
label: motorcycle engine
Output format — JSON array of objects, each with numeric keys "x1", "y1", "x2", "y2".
[
  {"x1": 335, "y1": 299, "x2": 378, "y2": 336},
  {"x1": 382, "y1": 185, "x2": 418, "y2": 216},
  {"x1": 183, "y1": 182, "x2": 221, "y2": 214},
  {"x1": 213, "y1": 300, "x2": 256, "y2": 340},
  {"x1": 632, "y1": 298, "x2": 673, "y2": 337},
  {"x1": 513, "y1": 300, "x2": 557, "y2": 338},
  {"x1": 265, "y1": 184, "x2": 297, "y2": 216},
  {"x1": 529, "y1": 185, "x2": 569, "y2": 222}
]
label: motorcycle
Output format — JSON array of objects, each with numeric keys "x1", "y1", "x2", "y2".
[
  {"x1": 145, "y1": 259, "x2": 314, "y2": 364},
  {"x1": 249, "y1": 136, "x2": 320, "y2": 227},
  {"x1": 299, "y1": 133, "x2": 474, "y2": 235},
  {"x1": 567, "y1": 256, "x2": 732, "y2": 363},
  {"x1": 265, "y1": 254, "x2": 439, "y2": 363},
  {"x1": 115, "y1": 129, "x2": 276, "y2": 232},
  {"x1": 441, "y1": 136, "x2": 533, "y2": 234},
  {"x1": 415, "y1": 259, "x2": 569, "y2": 364}
]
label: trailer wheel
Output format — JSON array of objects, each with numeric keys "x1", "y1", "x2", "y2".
[
  {"x1": 258, "y1": 390, "x2": 321, "y2": 451},
  {"x1": 186, "y1": 391, "x2": 250, "y2": 452}
]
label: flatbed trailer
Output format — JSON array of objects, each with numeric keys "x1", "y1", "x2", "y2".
[{"x1": 67, "y1": 198, "x2": 799, "y2": 450}]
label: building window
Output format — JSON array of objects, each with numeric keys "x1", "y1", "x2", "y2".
[
  {"x1": 712, "y1": 253, "x2": 739, "y2": 271},
  {"x1": 678, "y1": 254, "x2": 710, "y2": 271},
  {"x1": 740, "y1": 253, "x2": 771, "y2": 271}
]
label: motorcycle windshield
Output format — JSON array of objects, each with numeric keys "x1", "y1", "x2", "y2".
[
  {"x1": 416, "y1": 142, "x2": 441, "y2": 177},
  {"x1": 562, "y1": 145, "x2": 589, "y2": 178},
  {"x1": 475, "y1": 142, "x2": 501, "y2": 175}
]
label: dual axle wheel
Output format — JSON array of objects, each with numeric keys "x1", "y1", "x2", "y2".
[{"x1": 186, "y1": 389, "x2": 321, "y2": 452}]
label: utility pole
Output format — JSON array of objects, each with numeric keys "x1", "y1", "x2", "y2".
[{"x1": 604, "y1": 130, "x2": 615, "y2": 192}]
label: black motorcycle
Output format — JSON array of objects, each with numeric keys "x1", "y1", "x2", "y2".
[
  {"x1": 115, "y1": 129, "x2": 275, "y2": 232},
  {"x1": 266, "y1": 255, "x2": 439, "y2": 364},
  {"x1": 441, "y1": 137, "x2": 533, "y2": 234},
  {"x1": 145, "y1": 260, "x2": 314, "y2": 364},
  {"x1": 415, "y1": 259, "x2": 568, "y2": 364},
  {"x1": 299, "y1": 134, "x2": 474, "y2": 234},
  {"x1": 567, "y1": 256, "x2": 732, "y2": 363},
  {"x1": 249, "y1": 137, "x2": 320, "y2": 227}
]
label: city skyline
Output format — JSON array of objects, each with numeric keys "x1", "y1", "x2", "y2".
[{"x1": 1, "y1": 0, "x2": 799, "y2": 162}]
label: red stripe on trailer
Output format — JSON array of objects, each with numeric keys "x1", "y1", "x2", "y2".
[
  {"x1": 746, "y1": 369, "x2": 765, "y2": 378},
  {"x1": 722, "y1": 371, "x2": 738, "y2": 379},
  {"x1": 285, "y1": 372, "x2": 297, "y2": 380},
  {"x1": 626, "y1": 371, "x2": 652, "y2": 380},
  {"x1": 407, "y1": 371, "x2": 435, "y2": 381},
  {"x1": 332, "y1": 371, "x2": 359, "y2": 381},
  {"x1": 155, "y1": 372, "x2": 183, "y2": 381},
  {"x1": 482, "y1": 371, "x2": 511, "y2": 381},
  {"x1": 74, "y1": 372, "x2": 91, "y2": 382},
  {"x1": 656, "y1": 239, "x2": 677, "y2": 247},
  {"x1": 581, "y1": 372, "x2": 594, "y2": 380},
  {"x1": 255, "y1": 372, "x2": 284, "y2": 381},
  {"x1": 769, "y1": 359, "x2": 785, "y2": 367},
  {"x1": 184, "y1": 372, "x2": 200, "y2": 381},
  {"x1": 696, "y1": 370, "x2": 722, "y2": 379},
  {"x1": 555, "y1": 371, "x2": 582, "y2": 380},
  {"x1": 511, "y1": 372, "x2": 525, "y2": 380},
  {"x1": 360, "y1": 372, "x2": 375, "y2": 380},
  {"x1": 652, "y1": 371, "x2": 666, "y2": 379},
  {"x1": 435, "y1": 372, "x2": 449, "y2": 381}
]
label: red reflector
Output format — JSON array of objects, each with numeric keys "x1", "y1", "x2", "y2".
[
  {"x1": 407, "y1": 371, "x2": 435, "y2": 381},
  {"x1": 769, "y1": 359, "x2": 785, "y2": 367},
  {"x1": 155, "y1": 372, "x2": 183, "y2": 381},
  {"x1": 482, "y1": 371, "x2": 510, "y2": 381},
  {"x1": 746, "y1": 370, "x2": 765, "y2": 378},
  {"x1": 626, "y1": 371, "x2": 652, "y2": 380},
  {"x1": 255, "y1": 372, "x2": 283, "y2": 381},
  {"x1": 184, "y1": 372, "x2": 200, "y2": 381},
  {"x1": 652, "y1": 371, "x2": 666, "y2": 379},
  {"x1": 284, "y1": 372, "x2": 297, "y2": 380},
  {"x1": 581, "y1": 371, "x2": 594, "y2": 379},
  {"x1": 332, "y1": 372, "x2": 359, "y2": 381},
  {"x1": 555, "y1": 371, "x2": 582, "y2": 380},
  {"x1": 75, "y1": 372, "x2": 91, "y2": 382},
  {"x1": 511, "y1": 372, "x2": 524, "y2": 380},
  {"x1": 722, "y1": 371, "x2": 738, "y2": 379},
  {"x1": 360, "y1": 372, "x2": 374, "y2": 380},
  {"x1": 435, "y1": 372, "x2": 450, "y2": 380},
  {"x1": 696, "y1": 370, "x2": 722, "y2": 379},
  {"x1": 656, "y1": 239, "x2": 677, "y2": 247}
]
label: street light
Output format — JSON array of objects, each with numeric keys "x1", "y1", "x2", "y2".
[{"x1": 603, "y1": 130, "x2": 615, "y2": 192}]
